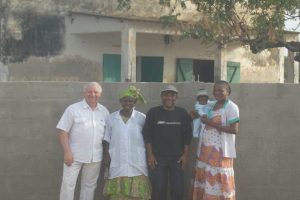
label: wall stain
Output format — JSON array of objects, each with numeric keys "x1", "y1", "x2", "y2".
[{"x1": 3, "y1": 10, "x2": 65, "y2": 62}]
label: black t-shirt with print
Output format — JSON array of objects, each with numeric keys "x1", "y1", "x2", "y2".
[{"x1": 143, "y1": 105, "x2": 192, "y2": 157}]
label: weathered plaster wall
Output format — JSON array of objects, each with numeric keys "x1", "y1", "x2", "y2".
[
  {"x1": 4, "y1": 0, "x2": 295, "y2": 83},
  {"x1": 64, "y1": 30, "x2": 218, "y2": 82},
  {"x1": 227, "y1": 43, "x2": 282, "y2": 83},
  {"x1": 3, "y1": 11, "x2": 65, "y2": 63},
  {"x1": 8, "y1": 27, "x2": 283, "y2": 83},
  {"x1": 4, "y1": 0, "x2": 198, "y2": 64},
  {"x1": 1, "y1": 82, "x2": 300, "y2": 200},
  {"x1": 64, "y1": 21, "x2": 283, "y2": 83}
]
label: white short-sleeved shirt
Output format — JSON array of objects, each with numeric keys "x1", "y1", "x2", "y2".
[
  {"x1": 56, "y1": 99, "x2": 109, "y2": 163},
  {"x1": 221, "y1": 100, "x2": 239, "y2": 158},
  {"x1": 104, "y1": 110, "x2": 148, "y2": 179}
]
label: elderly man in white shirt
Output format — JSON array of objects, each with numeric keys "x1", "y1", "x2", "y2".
[
  {"x1": 56, "y1": 82, "x2": 109, "y2": 200},
  {"x1": 103, "y1": 86, "x2": 151, "y2": 200}
]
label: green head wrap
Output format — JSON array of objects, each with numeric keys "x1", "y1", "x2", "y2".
[{"x1": 119, "y1": 86, "x2": 146, "y2": 104}]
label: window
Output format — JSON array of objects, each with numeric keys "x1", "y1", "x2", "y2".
[
  {"x1": 227, "y1": 61, "x2": 240, "y2": 83},
  {"x1": 139, "y1": 56, "x2": 164, "y2": 82},
  {"x1": 176, "y1": 58, "x2": 214, "y2": 82},
  {"x1": 103, "y1": 54, "x2": 121, "y2": 82}
]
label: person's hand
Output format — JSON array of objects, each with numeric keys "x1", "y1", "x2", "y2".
[
  {"x1": 64, "y1": 151, "x2": 73, "y2": 166},
  {"x1": 200, "y1": 115, "x2": 209, "y2": 124},
  {"x1": 177, "y1": 153, "x2": 188, "y2": 170},
  {"x1": 190, "y1": 110, "x2": 199, "y2": 119},
  {"x1": 147, "y1": 152, "x2": 157, "y2": 170}
]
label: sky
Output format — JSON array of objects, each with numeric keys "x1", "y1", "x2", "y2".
[
  {"x1": 285, "y1": 18, "x2": 300, "y2": 32},
  {"x1": 284, "y1": 19, "x2": 300, "y2": 56}
]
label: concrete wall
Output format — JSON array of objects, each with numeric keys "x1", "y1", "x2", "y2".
[
  {"x1": 1, "y1": 82, "x2": 300, "y2": 200},
  {"x1": 8, "y1": 56, "x2": 102, "y2": 82}
]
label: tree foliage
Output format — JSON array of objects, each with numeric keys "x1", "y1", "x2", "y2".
[{"x1": 120, "y1": 0, "x2": 300, "y2": 61}]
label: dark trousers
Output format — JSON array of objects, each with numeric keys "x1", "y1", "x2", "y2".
[{"x1": 149, "y1": 156, "x2": 184, "y2": 200}]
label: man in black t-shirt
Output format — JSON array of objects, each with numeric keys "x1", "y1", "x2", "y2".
[{"x1": 143, "y1": 85, "x2": 192, "y2": 200}]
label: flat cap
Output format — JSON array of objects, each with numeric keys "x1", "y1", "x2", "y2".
[{"x1": 161, "y1": 85, "x2": 178, "y2": 93}]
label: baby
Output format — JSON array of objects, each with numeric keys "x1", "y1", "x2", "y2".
[{"x1": 191, "y1": 89, "x2": 212, "y2": 137}]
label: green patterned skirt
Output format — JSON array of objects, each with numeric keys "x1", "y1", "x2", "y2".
[{"x1": 103, "y1": 175, "x2": 151, "y2": 200}]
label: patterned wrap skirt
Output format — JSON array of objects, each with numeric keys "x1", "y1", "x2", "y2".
[
  {"x1": 191, "y1": 118, "x2": 235, "y2": 200},
  {"x1": 103, "y1": 175, "x2": 151, "y2": 200}
]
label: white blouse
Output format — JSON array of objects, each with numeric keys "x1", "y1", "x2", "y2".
[
  {"x1": 199, "y1": 99, "x2": 240, "y2": 158},
  {"x1": 104, "y1": 109, "x2": 148, "y2": 179}
]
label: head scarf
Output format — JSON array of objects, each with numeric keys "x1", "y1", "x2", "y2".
[{"x1": 119, "y1": 86, "x2": 146, "y2": 104}]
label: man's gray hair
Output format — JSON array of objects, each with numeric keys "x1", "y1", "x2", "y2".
[{"x1": 83, "y1": 82, "x2": 102, "y2": 93}]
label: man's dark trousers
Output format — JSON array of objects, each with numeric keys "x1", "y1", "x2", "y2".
[{"x1": 149, "y1": 156, "x2": 184, "y2": 200}]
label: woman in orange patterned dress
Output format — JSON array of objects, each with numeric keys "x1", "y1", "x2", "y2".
[{"x1": 191, "y1": 80, "x2": 240, "y2": 200}]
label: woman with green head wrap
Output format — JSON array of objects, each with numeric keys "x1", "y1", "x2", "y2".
[
  {"x1": 103, "y1": 86, "x2": 151, "y2": 200},
  {"x1": 119, "y1": 85, "x2": 146, "y2": 104}
]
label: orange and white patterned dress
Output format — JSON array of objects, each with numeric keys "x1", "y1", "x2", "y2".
[{"x1": 191, "y1": 109, "x2": 235, "y2": 200}]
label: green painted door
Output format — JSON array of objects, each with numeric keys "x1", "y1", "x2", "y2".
[
  {"x1": 103, "y1": 54, "x2": 121, "y2": 82},
  {"x1": 227, "y1": 61, "x2": 240, "y2": 83},
  {"x1": 141, "y1": 57, "x2": 163, "y2": 82},
  {"x1": 176, "y1": 58, "x2": 194, "y2": 82}
]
